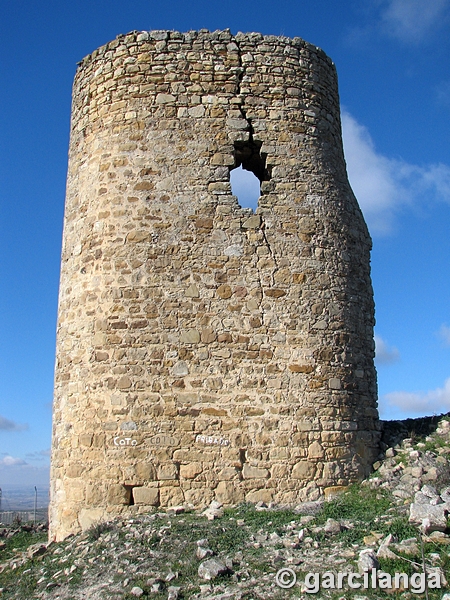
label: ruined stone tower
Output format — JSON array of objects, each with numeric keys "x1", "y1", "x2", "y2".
[{"x1": 50, "y1": 29, "x2": 380, "y2": 540}]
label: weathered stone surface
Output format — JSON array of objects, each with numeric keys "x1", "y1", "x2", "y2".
[
  {"x1": 215, "y1": 481, "x2": 245, "y2": 505},
  {"x1": 130, "y1": 587, "x2": 144, "y2": 597},
  {"x1": 50, "y1": 29, "x2": 379, "y2": 541},
  {"x1": 179, "y1": 329, "x2": 200, "y2": 344},
  {"x1": 216, "y1": 284, "x2": 232, "y2": 299},
  {"x1": 264, "y1": 288, "x2": 286, "y2": 298},
  {"x1": 171, "y1": 361, "x2": 189, "y2": 377},
  {"x1": 242, "y1": 215, "x2": 261, "y2": 229},
  {"x1": 185, "y1": 284, "x2": 199, "y2": 298},
  {"x1": 292, "y1": 461, "x2": 316, "y2": 479},
  {"x1": 198, "y1": 558, "x2": 230, "y2": 580},
  {"x1": 156, "y1": 93, "x2": 175, "y2": 104},
  {"x1": 377, "y1": 544, "x2": 398, "y2": 559},
  {"x1": 358, "y1": 549, "x2": 379, "y2": 573},
  {"x1": 132, "y1": 487, "x2": 159, "y2": 506},
  {"x1": 323, "y1": 518, "x2": 342, "y2": 534},
  {"x1": 409, "y1": 503, "x2": 448, "y2": 532},
  {"x1": 180, "y1": 462, "x2": 202, "y2": 479},
  {"x1": 323, "y1": 486, "x2": 348, "y2": 501},
  {"x1": 245, "y1": 489, "x2": 274, "y2": 504},
  {"x1": 196, "y1": 546, "x2": 214, "y2": 560},
  {"x1": 242, "y1": 464, "x2": 269, "y2": 479}
]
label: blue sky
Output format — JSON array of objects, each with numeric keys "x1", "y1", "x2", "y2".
[{"x1": 1, "y1": 0, "x2": 449, "y2": 486}]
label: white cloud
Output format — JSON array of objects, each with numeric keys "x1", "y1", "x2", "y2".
[
  {"x1": 1, "y1": 455, "x2": 26, "y2": 466},
  {"x1": 342, "y1": 112, "x2": 400, "y2": 234},
  {"x1": 421, "y1": 163, "x2": 450, "y2": 199},
  {"x1": 438, "y1": 324, "x2": 450, "y2": 346},
  {"x1": 379, "y1": 0, "x2": 450, "y2": 43},
  {"x1": 0, "y1": 414, "x2": 28, "y2": 431},
  {"x1": 374, "y1": 334, "x2": 400, "y2": 364},
  {"x1": 0, "y1": 456, "x2": 50, "y2": 485},
  {"x1": 342, "y1": 110, "x2": 450, "y2": 235},
  {"x1": 384, "y1": 377, "x2": 450, "y2": 414}
]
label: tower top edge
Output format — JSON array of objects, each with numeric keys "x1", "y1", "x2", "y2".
[{"x1": 75, "y1": 29, "x2": 334, "y2": 71}]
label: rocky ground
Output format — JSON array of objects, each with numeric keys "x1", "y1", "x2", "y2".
[{"x1": 1, "y1": 414, "x2": 449, "y2": 600}]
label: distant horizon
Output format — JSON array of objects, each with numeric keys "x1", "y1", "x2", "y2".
[
  {"x1": 0, "y1": 483, "x2": 49, "y2": 489},
  {"x1": 0, "y1": 485, "x2": 49, "y2": 514}
]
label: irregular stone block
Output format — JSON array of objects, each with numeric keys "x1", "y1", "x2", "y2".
[
  {"x1": 180, "y1": 462, "x2": 202, "y2": 479},
  {"x1": 242, "y1": 464, "x2": 269, "y2": 479},
  {"x1": 358, "y1": 549, "x2": 379, "y2": 573},
  {"x1": 323, "y1": 518, "x2": 342, "y2": 534},
  {"x1": 264, "y1": 288, "x2": 286, "y2": 298},
  {"x1": 292, "y1": 461, "x2": 316, "y2": 479},
  {"x1": 324, "y1": 486, "x2": 348, "y2": 503},
  {"x1": 156, "y1": 93, "x2": 176, "y2": 104},
  {"x1": 171, "y1": 361, "x2": 189, "y2": 376},
  {"x1": 107, "y1": 484, "x2": 129, "y2": 505},
  {"x1": 242, "y1": 215, "x2": 261, "y2": 229},
  {"x1": 185, "y1": 284, "x2": 199, "y2": 297},
  {"x1": 216, "y1": 284, "x2": 232, "y2": 299},
  {"x1": 179, "y1": 329, "x2": 200, "y2": 344},
  {"x1": 409, "y1": 503, "x2": 448, "y2": 532},
  {"x1": 198, "y1": 558, "x2": 230, "y2": 580}
]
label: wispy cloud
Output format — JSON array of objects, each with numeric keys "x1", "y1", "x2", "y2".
[
  {"x1": 25, "y1": 449, "x2": 51, "y2": 462},
  {"x1": 0, "y1": 457, "x2": 50, "y2": 485},
  {"x1": 342, "y1": 110, "x2": 450, "y2": 235},
  {"x1": 384, "y1": 377, "x2": 450, "y2": 414},
  {"x1": 375, "y1": 334, "x2": 400, "y2": 364},
  {"x1": 0, "y1": 414, "x2": 28, "y2": 431},
  {"x1": 438, "y1": 324, "x2": 450, "y2": 346},
  {"x1": 436, "y1": 80, "x2": 450, "y2": 108},
  {"x1": 379, "y1": 0, "x2": 450, "y2": 44}
]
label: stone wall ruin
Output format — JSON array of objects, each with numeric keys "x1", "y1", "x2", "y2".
[{"x1": 50, "y1": 29, "x2": 380, "y2": 541}]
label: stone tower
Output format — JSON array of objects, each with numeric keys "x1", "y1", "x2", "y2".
[{"x1": 50, "y1": 29, "x2": 380, "y2": 541}]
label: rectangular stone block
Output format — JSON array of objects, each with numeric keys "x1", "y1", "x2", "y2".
[
  {"x1": 242, "y1": 464, "x2": 269, "y2": 479},
  {"x1": 133, "y1": 486, "x2": 159, "y2": 506}
]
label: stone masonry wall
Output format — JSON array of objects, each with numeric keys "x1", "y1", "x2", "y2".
[{"x1": 50, "y1": 29, "x2": 380, "y2": 541}]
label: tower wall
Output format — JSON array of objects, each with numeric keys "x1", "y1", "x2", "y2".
[{"x1": 50, "y1": 29, "x2": 380, "y2": 540}]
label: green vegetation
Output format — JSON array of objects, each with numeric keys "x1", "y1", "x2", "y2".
[
  {"x1": 224, "y1": 503, "x2": 300, "y2": 532},
  {"x1": 86, "y1": 520, "x2": 116, "y2": 542},
  {"x1": 0, "y1": 499, "x2": 448, "y2": 600},
  {"x1": 0, "y1": 528, "x2": 47, "y2": 561},
  {"x1": 309, "y1": 485, "x2": 391, "y2": 544}
]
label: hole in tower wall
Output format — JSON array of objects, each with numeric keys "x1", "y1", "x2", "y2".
[
  {"x1": 230, "y1": 166, "x2": 260, "y2": 212},
  {"x1": 124, "y1": 485, "x2": 135, "y2": 506},
  {"x1": 230, "y1": 140, "x2": 271, "y2": 213}
]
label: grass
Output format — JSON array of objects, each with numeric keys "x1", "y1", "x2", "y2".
[
  {"x1": 0, "y1": 528, "x2": 47, "y2": 562},
  {"x1": 309, "y1": 484, "x2": 392, "y2": 544},
  {"x1": 0, "y1": 526, "x2": 86, "y2": 599},
  {"x1": 381, "y1": 516, "x2": 418, "y2": 540},
  {"x1": 1, "y1": 443, "x2": 449, "y2": 600},
  {"x1": 224, "y1": 503, "x2": 301, "y2": 533},
  {"x1": 86, "y1": 520, "x2": 116, "y2": 542}
]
